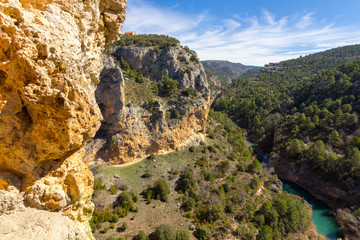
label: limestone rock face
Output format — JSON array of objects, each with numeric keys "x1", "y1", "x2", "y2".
[
  {"x1": 112, "y1": 45, "x2": 209, "y2": 94},
  {"x1": 84, "y1": 44, "x2": 211, "y2": 164},
  {"x1": 269, "y1": 155, "x2": 360, "y2": 209},
  {"x1": 0, "y1": 0, "x2": 126, "y2": 237},
  {"x1": 0, "y1": 187, "x2": 93, "y2": 240}
]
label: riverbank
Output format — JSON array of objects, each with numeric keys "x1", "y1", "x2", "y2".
[
  {"x1": 238, "y1": 122, "x2": 344, "y2": 239},
  {"x1": 282, "y1": 180, "x2": 342, "y2": 240}
]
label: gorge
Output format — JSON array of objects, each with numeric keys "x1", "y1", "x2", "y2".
[{"x1": 0, "y1": 1, "x2": 359, "y2": 239}]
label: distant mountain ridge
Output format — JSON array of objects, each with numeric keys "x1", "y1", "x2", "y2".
[{"x1": 201, "y1": 60, "x2": 259, "y2": 81}]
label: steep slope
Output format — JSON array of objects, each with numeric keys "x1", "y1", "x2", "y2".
[
  {"x1": 85, "y1": 34, "x2": 210, "y2": 165},
  {"x1": 213, "y1": 45, "x2": 360, "y2": 239},
  {"x1": 0, "y1": 0, "x2": 126, "y2": 238},
  {"x1": 270, "y1": 60, "x2": 360, "y2": 207}
]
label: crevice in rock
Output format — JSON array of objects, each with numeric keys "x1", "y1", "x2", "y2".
[{"x1": 0, "y1": 70, "x2": 7, "y2": 86}]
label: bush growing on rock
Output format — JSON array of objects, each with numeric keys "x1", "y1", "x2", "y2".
[
  {"x1": 247, "y1": 159, "x2": 262, "y2": 173},
  {"x1": 116, "y1": 34, "x2": 180, "y2": 48},
  {"x1": 162, "y1": 74, "x2": 178, "y2": 95},
  {"x1": 182, "y1": 88, "x2": 198, "y2": 97},
  {"x1": 171, "y1": 109, "x2": 180, "y2": 119}
]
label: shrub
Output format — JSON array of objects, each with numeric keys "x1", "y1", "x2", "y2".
[
  {"x1": 133, "y1": 231, "x2": 147, "y2": 240},
  {"x1": 190, "y1": 55, "x2": 197, "y2": 62},
  {"x1": 250, "y1": 176, "x2": 261, "y2": 190},
  {"x1": 142, "y1": 172, "x2": 152, "y2": 178},
  {"x1": 256, "y1": 225, "x2": 274, "y2": 240},
  {"x1": 171, "y1": 109, "x2": 180, "y2": 119},
  {"x1": 120, "y1": 56, "x2": 130, "y2": 70},
  {"x1": 194, "y1": 225, "x2": 211, "y2": 240},
  {"x1": 121, "y1": 222, "x2": 128, "y2": 232},
  {"x1": 94, "y1": 178, "x2": 105, "y2": 190},
  {"x1": 112, "y1": 213, "x2": 119, "y2": 223},
  {"x1": 197, "y1": 204, "x2": 224, "y2": 222},
  {"x1": 153, "y1": 224, "x2": 177, "y2": 240},
  {"x1": 176, "y1": 170, "x2": 195, "y2": 193},
  {"x1": 247, "y1": 159, "x2": 262, "y2": 173},
  {"x1": 154, "y1": 46, "x2": 161, "y2": 54},
  {"x1": 217, "y1": 160, "x2": 230, "y2": 173},
  {"x1": 119, "y1": 185, "x2": 128, "y2": 191},
  {"x1": 153, "y1": 178, "x2": 170, "y2": 202},
  {"x1": 115, "y1": 191, "x2": 134, "y2": 210},
  {"x1": 182, "y1": 88, "x2": 198, "y2": 97},
  {"x1": 143, "y1": 188, "x2": 153, "y2": 204},
  {"x1": 153, "y1": 82, "x2": 159, "y2": 95},
  {"x1": 103, "y1": 225, "x2": 110, "y2": 233},
  {"x1": 188, "y1": 146, "x2": 195, "y2": 152},
  {"x1": 162, "y1": 74, "x2": 178, "y2": 95},
  {"x1": 135, "y1": 72, "x2": 144, "y2": 83},
  {"x1": 182, "y1": 197, "x2": 195, "y2": 211},
  {"x1": 110, "y1": 185, "x2": 117, "y2": 195},
  {"x1": 176, "y1": 230, "x2": 191, "y2": 240},
  {"x1": 131, "y1": 192, "x2": 139, "y2": 202}
]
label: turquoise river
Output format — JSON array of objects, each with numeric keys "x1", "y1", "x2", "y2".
[
  {"x1": 282, "y1": 180, "x2": 342, "y2": 239},
  {"x1": 241, "y1": 122, "x2": 343, "y2": 239}
]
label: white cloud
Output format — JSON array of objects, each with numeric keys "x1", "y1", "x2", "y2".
[
  {"x1": 295, "y1": 13, "x2": 314, "y2": 29},
  {"x1": 123, "y1": 1, "x2": 360, "y2": 66},
  {"x1": 262, "y1": 9, "x2": 277, "y2": 25},
  {"x1": 123, "y1": 0, "x2": 205, "y2": 35}
]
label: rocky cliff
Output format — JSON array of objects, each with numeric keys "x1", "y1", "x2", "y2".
[
  {"x1": 84, "y1": 37, "x2": 210, "y2": 165},
  {"x1": 0, "y1": 0, "x2": 126, "y2": 238}
]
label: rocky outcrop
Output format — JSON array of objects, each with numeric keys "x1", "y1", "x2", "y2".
[
  {"x1": 112, "y1": 45, "x2": 209, "y2": 94},
  {"x1": 84, "y1": 43, "x2": 210, "y2": 165},
  {"x1": 269, "y1": 154, "x2": 360, "y2": 210},
  {"x1": 0, "y1": 0, "x2": 126, "y2": 238},
  {"x1": 336, "y1": 208, "x2": 360, "y2": 240},
  {"x1": 0, "y1": 187, "x2": 91, "y2": 240}
]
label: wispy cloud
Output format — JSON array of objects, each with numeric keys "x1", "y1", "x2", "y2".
[
  {"x1": 295, "y1": 13, "x2": 314, "y2": 29},
  {"x1": 124, "y1": 0, "x2": 205, "y2": 35},
  {"x1": 123, "y1": 1, "x2": 360, "y2": 66}
]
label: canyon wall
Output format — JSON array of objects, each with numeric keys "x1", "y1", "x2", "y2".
[
  {"x1": 0, "y1": 0, "x2": 126, "y2": 238},
  {"x1": 84, "y1": 44, "x2": 211, "y2": 165}
]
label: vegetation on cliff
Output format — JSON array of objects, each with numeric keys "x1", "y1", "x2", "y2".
[
  {"x1": 115, "y1": 34, "x2": 180, "y2": 48},
  {"x1": 86, "y1": 34, "x2": 210, "y2": 166}
]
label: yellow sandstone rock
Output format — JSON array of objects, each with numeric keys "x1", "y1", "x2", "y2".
[{"x1": 0, "y1": 0, "x2": 126, "y2": 237}]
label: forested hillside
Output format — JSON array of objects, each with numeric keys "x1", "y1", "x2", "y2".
[
  {"x1": 275, "y1": 60, "x2": 360, "y2": 191},
  {"x1": 202, "y1": 60, "x2": 257, "y2": 82},
  {"x1": 212, "y1": 45, "x2": 360, "y2": 215},
  {"x1": 213, "y1": 44, "x2": 360, "y2": 147}
]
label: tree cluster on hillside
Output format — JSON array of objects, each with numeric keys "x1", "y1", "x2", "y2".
[
  {"x1": 172, "y1": 110, "x2": 311, "y2": 240},
  {"x1": 115, "y1": 34, "x2": 179, "y2": 49},
  {"x1": 213, "y1": 45, "x2": 360, "y2": 195}
]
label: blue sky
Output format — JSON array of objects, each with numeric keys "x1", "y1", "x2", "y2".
[{"x1": 123, "y1": 0, "x2": 360, "y2": 66}]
